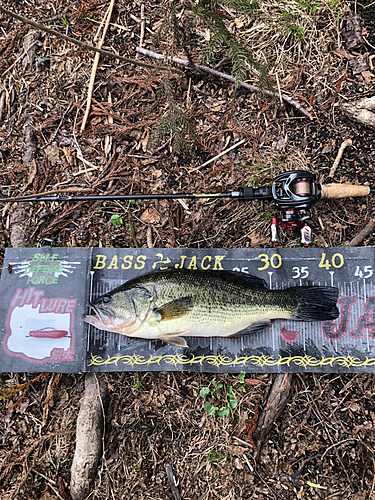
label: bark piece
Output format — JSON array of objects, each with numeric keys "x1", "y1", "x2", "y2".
[
  {"x1": 23, "y1": 115, "x2": 37, "y2": 164},
  {"x1": 70, "y1": 374, "x2": 109, "y2": 500},
  {"x1": 10, "y1": 206, "x2": 28, "y2": 248},
  {"x1": 348, "y1": 54, "x2": 369, "y2": 75},
  {"x1": 22, "y1": 29, "x2": 39, "y2": 67},
  {"x1": 339, "y1": 95, "x2": 375, "y2": 129},
  {"x1": 342, "y1": 14, "x2": 364, "y2": 50}
]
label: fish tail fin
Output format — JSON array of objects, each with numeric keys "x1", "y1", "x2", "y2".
[{"x1": 293, "y1": 286, "x2": 339, "y2": 321}]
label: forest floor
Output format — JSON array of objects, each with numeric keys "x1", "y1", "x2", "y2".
[{"x1": 1, "y1": 0, "x2": 375, "y2": 499}]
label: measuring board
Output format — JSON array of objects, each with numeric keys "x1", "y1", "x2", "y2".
[{"x1": 0, "y1": 246, "x2": 374, "y2": 374}]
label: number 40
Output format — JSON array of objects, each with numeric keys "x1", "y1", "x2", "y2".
[{"x1": 318, "y1": 252, "x2": 344, "y2": 270}]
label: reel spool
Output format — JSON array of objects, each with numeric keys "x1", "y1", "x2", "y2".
[{"x1": 271, "y1": 171, "x2": 320, "y2": 211}]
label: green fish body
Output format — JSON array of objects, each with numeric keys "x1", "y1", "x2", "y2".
[{"x1": 83, "y1": 269, "x2": 339, "y2": 347}]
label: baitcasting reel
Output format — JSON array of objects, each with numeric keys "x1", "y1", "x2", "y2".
[
  {"x1": 239, "y1": 170, "x2": 371, "y2": 246},
  {"x1": 270, "y1": 171, "x2": 319, "y2": 247}
]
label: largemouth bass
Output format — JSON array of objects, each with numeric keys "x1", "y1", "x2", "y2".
[{"x1": 83, "y1": 269, "x2": 339, "y2": 348}]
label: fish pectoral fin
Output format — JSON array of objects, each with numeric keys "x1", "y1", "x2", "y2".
[
  {"x1": 231, "y1": 321, "x2": 272, "y2": 337},
  {"x1": 153, "y1": 297, "x2": 193, "y2": 321},
  {"x1": 160, "y1": 334, "x2": 189, "y2": 348}
]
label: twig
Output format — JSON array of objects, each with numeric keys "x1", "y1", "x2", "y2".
[
  {"x1": 275, "y1": 73, "x2": 283, "y2": 106},
  {"x1": 0, "y1": 6, "x2": 180, "y2": 74},
  {"x1": 104, "y1": 92, "x2": 113, "y2": 155},
  {"x1": 146, "y1": 226, "x2": 153, "y2": 248},
  {"x1": 136, "y1": 47, "x2": 313, "y2": 119},
  {"x1": 347, "y1": 219, "x2": 375, "y2": 247},
  {"x1": 189, "y1": 138, "x2": 246, "y2": 172},
  {"x1": 323, "y1": 72, "x2": 348, "y2": 109},
  {"x1": 329, "y1": 138, "x2": 352, "y2": 177},
  {"x1": 139, "y1": 4, "x2": 145, "y2": 48},
  {"x1": 321, "y1": 438, "x2": 361, "y2": 461},
  {"x1": 41, "y1": 103, "x2": 72, "y2": 149},
  {"x1": 81, "y1": 0, "x2": 115, "y2": 132}
]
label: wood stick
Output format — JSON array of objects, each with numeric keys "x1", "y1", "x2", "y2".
[
  {"x1": 189, "y1": 138, "x2": 246, "y2": 172},
  {"x1": 165, "y1": 465, "x2": 182, "y2": 500},
  {"x1": 136, "y1": 47, "x2": 313, "y2": 119},
  {"x1": 81, "y1": 0, "x2": 115, "y2": 132},
  {"x1": 329, "y1": 138, "x2": 352, "y2": 177},
  {"x1": 347, "y1": 219, "x2": 375, "y2": 247},
  {"x1": 139, "y1": 4, "x2": 145, "y2": 48},
  {"x1": 70, "y1": 374, "x2": 109, "y2": 500},
  {"x1": 253, "y1": 373, "x2": 293, "y2": 455}
]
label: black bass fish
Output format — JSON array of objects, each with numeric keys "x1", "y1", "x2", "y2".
[{"x1": 83, "y1": 269, "x2": 339, "y2": 348}]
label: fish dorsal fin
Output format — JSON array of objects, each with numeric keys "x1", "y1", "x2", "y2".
[
  {"x1": 153, "y1": 297, "x2": 194, "y2": 321},
  {"x1": 224, "y1": 271, "x2": 269, "y2": 289}
]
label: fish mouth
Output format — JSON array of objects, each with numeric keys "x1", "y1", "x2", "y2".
[
  {"x1": 82, "y1": 303, "x2": 141, "y2": 334},
  {"x1": 83, "y1": 302, "x2": 114, "y2": 328}
]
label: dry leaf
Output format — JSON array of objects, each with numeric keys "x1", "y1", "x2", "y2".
[
  {"x1": 228, "y1": 445, "x2": 248, "y2": 456},
  {"x1": 44, "y1": 142, "x2": 60, "y2": 166},
  {"x1": 140, "y1": 208, "x2": 160, "y2": 224}
]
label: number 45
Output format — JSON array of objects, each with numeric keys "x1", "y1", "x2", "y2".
[{"x1": 355, "y1": 266, "x2": 374, "y2": 279}]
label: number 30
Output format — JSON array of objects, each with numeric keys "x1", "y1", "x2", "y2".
[{"x1": 257, "y1": 253, "x2": 282, "y2": 270}]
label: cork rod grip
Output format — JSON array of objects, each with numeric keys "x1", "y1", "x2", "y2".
[{"x1": 320, "y1": 183, "x2": 370, "y2": 199}]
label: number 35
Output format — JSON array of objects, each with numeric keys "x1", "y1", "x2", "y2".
[{"x1": 292, "y1": 266, "x2": 309, "y2": 279}]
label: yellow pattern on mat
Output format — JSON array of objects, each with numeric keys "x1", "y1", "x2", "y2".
[{"x1": 88, "y1": 353, "x2": 375, "y2": 369}]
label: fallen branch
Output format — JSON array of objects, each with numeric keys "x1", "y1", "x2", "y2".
[
  {"x1": 70, "y1": 373, "x2": 109, "y2": 500},
  {"x1": 0, "y1": 6, "x2": 179, "y2": 74},
  {"x1": 136, "y1": 47, "x2": 313, "y2": 119},
  {"x1": 253, "y1": 373, "x2": 293, "y2": 455},
  {"x1": 347, "y1": 219, "x2": 375, "y2": 247}
]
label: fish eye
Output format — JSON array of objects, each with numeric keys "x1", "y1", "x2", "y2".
[{"x1": 102, "y1": 295, "x2": 112, "y2": 304}]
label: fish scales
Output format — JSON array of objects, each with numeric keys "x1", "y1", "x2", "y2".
[
  {"x1": 135, "y1": 270, "x2": 296, "y2": 326},
  {"x1": 83, "y1": 269, "x2": 339, "y2": 348}
]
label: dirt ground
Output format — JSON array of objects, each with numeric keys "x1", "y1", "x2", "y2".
[{"x1": 1, "y1": 0, "x2": 375, "y2": 499}]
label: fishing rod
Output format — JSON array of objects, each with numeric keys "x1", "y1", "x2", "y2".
[{"x1": 2, "y1": 171, "x2": 374, "y2": 246}]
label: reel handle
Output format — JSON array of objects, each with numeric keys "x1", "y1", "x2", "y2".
[{"x1": 320, "y1": 184, "x2": 370, "y2": 199}]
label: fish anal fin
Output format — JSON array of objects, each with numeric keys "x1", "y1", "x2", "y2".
[
  {"x1": 154, "y1": 297, "x2": 193, "y2": 321},
  {"x1": 230, "y1": 321, "x2": 272, "y2": 337},
  {"x1": 160, "y1": 334, "x2": 189, "y2": 348}
]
